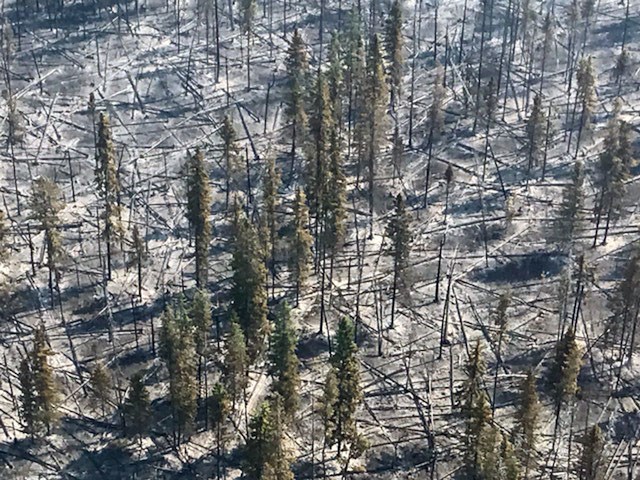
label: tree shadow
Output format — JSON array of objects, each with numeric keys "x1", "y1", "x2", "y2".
[{"x1": 473, "y1": 251, "x2": 563, "y2": 283}]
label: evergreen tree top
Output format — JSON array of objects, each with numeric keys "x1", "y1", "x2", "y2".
[{"x1": 332, "y1": 317, "x2": 358, "y2": 368}]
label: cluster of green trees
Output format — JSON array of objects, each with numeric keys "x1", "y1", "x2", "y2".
[
  {"x1": 16, "y1": 110, "x2": 362, "y2": 479},
  {"x1": 460, "y1": 328, "x2": 603, "y2": 480},
  {"x1": 11, "y1": 0, "x2": 640, "y2": 477}
]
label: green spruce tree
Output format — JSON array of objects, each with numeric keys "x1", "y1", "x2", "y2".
[
  {"x1": 31, "y1": 325, "x2": 58, "y2": 435},
  {"x1": 223, "y1": 312, "x2": 249, "y2": 408},
  {"x1": 123, "y1": 372, "x2": 151, "y2": 438},
  {"x1": 307, "y1": 72, "x2": 334, "y2": 242},
  {"x1": 385, "y1": 0, "x2": 404, "y2": 111},
  {"x1": 186, "y1": 148, "x2": 212, "y2": 288},
  {"x1": 364, "y1": 34, "x2": 388, "y2": 231},
  {"x1": 244, "y1": 394, "x2": 295, "y2": 480},
  {"x1": 579, "y1": 425, "x2": 605, "y2": 480},
  {"x1": 160, "y1": 302, "x2": 198, "y2": 441},
  {"x1": 593, "y1": 100, "x2": 634, "y2": 245},
  {"x1": 548, "y1": 327, "x2": 582, "y2": 413},
  {"x1": 325, "y1": 317, "x2": 363, "y2": 454},
  {"x1": 514, "y1": 369, "x2": 540, "y2": 477},
  {"x1": 262, "y1": 155, "x2": 280, "y2": 296},
  {"x1": 240, "y1": 0, "x2": 256, "y2": 89},
  {"x1": 192, "y1": 289, "x2": 212, "y2": 390},
  {"x1": 231, "y1": 204, "x2": 269, "y2": 359},
  {"x1": 289, "y1": 188, "x2": 313, "y2": 305},
  {"x1": 285, "y1": 29, "x2": 310, "y2": 174},
  {"x1": 386, "y1": 194, "x2": 412, "y2": 329},
  {"x1": 12, "y1": 329, "x2": 59, "y2": 436},
  {"x1": 526, "y1": 94, "x2": 547, "y2": 174},
  {"x1": 345, "y1": 9, "x2": 366, "y2": 169},
  {"x1": 324, "y1": 126, "x2": 347, "y2": 270},
  {"x1": 90, "y1": 361, "x2": 112, "y2": 416},
  {"x1": 268, "y1": 302, "x2": 300, "y2": 421},
  {"x1": 220, "y1": 115, "x2": 241, "y2": 209},
  {"x1": 327, "y1": 34, "x2": 344, "y2": 126},
  {"x1": 210, "y1": 382, "x2": 231, "y2": 479},
  {"x1": 30, "y1": 177, "x2": 64, "y2": 304},
  {"x1": 553, "y1": 160, "x2": 585, "y2": 251},
  {"x1": 95, "y1": 113, "x2": 123, "y2": 280},
  {"x1": 18, "y1": 356, "x2": 38, "y2": 436},
  {"x1": 192, "y1": 289, "x2": 212, "y2": 360},
  {"x1": 607, "y1": 247, "x2": 640, "y2": 361},
  {"x1": 573, "y1": 56, "x2": 597, "y2": 142}
]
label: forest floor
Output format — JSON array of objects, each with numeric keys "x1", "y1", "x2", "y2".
[{"x1": 1, "y1": 0, "x2": 640, "y2": 477}]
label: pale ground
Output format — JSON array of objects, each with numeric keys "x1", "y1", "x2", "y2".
[{"x1": 0, "y1": 0, "x2": 640, "y2": 477}]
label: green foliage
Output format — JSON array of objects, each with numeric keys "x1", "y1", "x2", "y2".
[
  {"x1": 209, "y1": 382, "x2": 231, "y2": 433},
  {"x1": 386, "y1": 194, "x2": 412, "y2": 276},
  {"x1": 494, "y1": 291, "x2": 511, "y2": 342},
  {"x1": 607, "y1": 247, "x2": 640, "y2": 349},
  {"x1": 514, "y1": 370, "x2": 540, "y2": 475},
  {"x1": 21, "y1": 329, "x2": 57, "y2": 436},
  {"x1": 460, "y1": 341, "x2": 486, "y2": 423},
  {"x1": 327, "y1": 34, "x2": 344, "y2": 125},
  {"x1": 19, "y1": 356, "x2": 38, "y2": 436},
  {"x1": 483, "y1": 76, "x2": 497, "y2": 127},
  {"x1": 220, "y1": 115, "x2": 241, "y2": 208},
  {"x1": 597, "y1": 101, "x2": 634, "y2": 226},
  {"x1": 30, "y1": 177, "x2": 64, "y2": 280},
  {"x1": 526, "y1": 94, "x2": 547, "y2": 168},
  {"x1": 363, "y1": 33, "x2": 388, "y2": 193},
  {"x1": 210, "y1": 381, "x2": 231, "y2": 479},
  {"x1": 95, "y1": 113, "x2": 123, "y2": 242},
  {"x1": 130, "y1": 225, "x2": 145, "y2": 270},
  {"x1": 262, "y1": 155, "x2": 280, "y2": 268},
  {"x1": 90, "y1": 361, "x2": 112, "y2": 413},
  {"x1": 285, "y1": 29, "x2": 309, "y2": 110},
  {"x1": 385, "y1": 0, "x2": 404, "y2": 107},
  {"x1": 576, "y1": 57, "x2": 597, "y2": 130},
  {"x1": 344, "y1": 9, "x2": 365, "y2": 95},
  {"x1": 548, "y1": 327, "x2": 582, "y2": 409},
  {"x1": 289, "y1": 188, "x2": 313, "y2": 299},
  {"x1": 160, "y1": 302, "x2": 197, "y2": 437},
  {"x1": 19, "y1": 325, "x2": 59, "y2": 435},
  {"x1": 554, "y1": 160, "x2": 585, "y2": 249},
  {"x1": 477, "y1": 426, "x2": 521, "y2": 480},
  {"x1": 191, "y1": 289, "x2": 212, "y2": 357},
  {"x1": 186, "y1": 148, "x2": 212, "y2": 288},
  {"x1": 285, "y1": 29, "x2": 310, "y2": 160},
  {"x1": 268, "y1": 302, "x2": 300, "y2": 420},
  {"x1": 243, "y1": 394, "x2": 294, "y2": 480},
  {"x1": 500, "y1": 436, "x2": 521, "y2": 480},
  {"x1": 223, "y1": 312, "x2": 249, "y2": 405},
  {"x1": 307, "y1": 73, "x2": 334, "y2": 221},
  {"x1": 323, "y1": 127, "x2": 347, "y2": 255},
  {"x1": 579, "y1": 425, "x2": 605, "y2": 480},
  {"x1": 320, "y1": 368, "x2": 338, "y2": 445},
  {"x1": 261, "y1": 395, "x2": 295, "y2": 480},
  {"x1": 464, "y1": 391, "x2": 492, "y2": 476},
  {"x1": 231, "y1": 204, "x2": 269, "y2": 359},
  {"x1": 325, "y1": 317, "x2": 363, "y2": 452},
  {"x1": 123, "y1": 372, "x2": 151, "y2": 437},
  {"x1": 346, "y1": 10, "x2": 367, "y2": 170}
]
